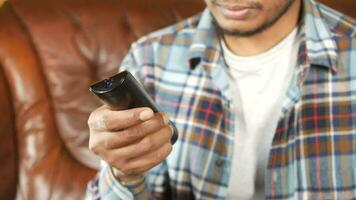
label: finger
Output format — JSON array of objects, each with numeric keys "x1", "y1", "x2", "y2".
[
  {"x1": 118, "y1": 143, "x2": 172, "y2": 175},
  {"x1": 88, "y1": 112, "x2": 169, "y2": 153},
  {"x1": 105, "y1": 125, "x2": 172, "y2": 161},
  {"x1": 88, "y1": 106, "x2": 154, "y2": 131},
  {"x1": 111, "y1": 112, "x2": 170, "y2": 147}
]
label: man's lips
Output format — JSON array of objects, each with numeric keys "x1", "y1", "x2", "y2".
[{"x1": 214, "y1": 3, "x2": 255, "y2": 20}]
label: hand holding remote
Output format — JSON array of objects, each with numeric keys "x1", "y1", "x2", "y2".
[{"x1": 88, "y1": 71, "x2": 177, "y2": 182}]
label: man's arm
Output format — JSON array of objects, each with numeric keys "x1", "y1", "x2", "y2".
[{"x1": 86, "y1": 46, "x2": 171, "y2": 199}]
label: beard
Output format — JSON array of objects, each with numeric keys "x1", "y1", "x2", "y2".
[{"x1": 212, "y1": 0, "x2": 295, "y2": 37}]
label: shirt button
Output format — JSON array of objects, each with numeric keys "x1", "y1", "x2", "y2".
[{"x1": 215, "y1": 158, "x2": 225, "y2": 167}]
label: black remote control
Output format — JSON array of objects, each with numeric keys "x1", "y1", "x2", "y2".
[{"x1": 89, "y1": 70, "x2": 178, "y2": 144}]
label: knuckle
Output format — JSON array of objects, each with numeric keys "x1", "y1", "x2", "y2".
[
  {"x1": 156, "y1": 126, "x2": 173, "y2": 142},
  {"x1": 127, "y1": 111, "x2": 137, "y2": 122},
  {"x1": 88, "y1": 139, "x2": 100, "y2": 154},
  {"x1": 88, "y1": 107, "x2": 106, "y2": 129},
  {"x1": 113, "y1": 163, "x2": 124, "y2": 172},
  {"x1": 105, "y1": 154, "x2": 117, "y2": 166},
  {"x1": 114, "y1": 159, "x2": 127, "y2": 169},
  {"x1": 141, "y1": 137, "x2": 153, "y2": 150},
  {"x1": 126, "y1": 126, "x2": 141, "y2": 139},
  {"x1": 166, "y1": 143, "x2": 173, "y2": 153},
  {"x1": 155, "y1": 152, "x2": 163, "y2": 162},
  {"x1": 155, "y1": 150, "x2": 165, "y2": 162},
  {"x1": 87, "y1": 114, "x2": 97, "y2": 129},
  {"x1": 89, "y1": 144, "x2": 99, "y2": 155},
  {"x1": 160, "y1": 144, "x2": 172, "y2": 159},
  {"x1": 132, "y1": 125, "x2": 143, "y2": 136},
  {"x1": 158, "y1": 113, "x2": 169, "y2": 126},
  {"x1": 167, "y1": 144, "x2": 173, "y2": 155},
  {"x1": 120, "y1": 129, "x2": 137, "y2": 143},
  {"x1": 163, "y1": 126, "x2": 173, "y2": 137},
  {"x1": 100, "y1": 114, "x2": 111, "y2": 130},
  {"x1": 153, "y1": 157, "x2": 163, "y2": 166}
]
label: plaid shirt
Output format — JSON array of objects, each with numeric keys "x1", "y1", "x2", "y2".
[{"x1": 86, "y1": 0, "x2": 356, "y2": 199}]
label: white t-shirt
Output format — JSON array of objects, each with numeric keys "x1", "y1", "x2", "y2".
[{"x1": 222, "y1": 28, "x2": 300, "y2": 200}]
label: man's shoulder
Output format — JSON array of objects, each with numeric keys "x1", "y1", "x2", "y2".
[
  {"x1": 121, "y1": 12, "x2": 205, "y2": 75},
  {"x1": 311, "y1": 2, "x2": 356, "y2": 77},
  {"x1": 316, "y1": 2, "x2": 355, "y2": 38},
  {"x1": 131, "y1": 12, "x2": 203, "y2": 50}
]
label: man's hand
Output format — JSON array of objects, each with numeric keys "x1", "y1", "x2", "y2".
[{"x1": 88, "y1": 106, "x2": 173, "y2": 182}]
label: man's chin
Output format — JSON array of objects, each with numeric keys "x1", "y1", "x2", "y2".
[
  {"x1": 212, "y1": 15, "x2": 262, "y2": 37},
  {"x1": 215, "y1": 22, "x2": 263, "y2": 37}
]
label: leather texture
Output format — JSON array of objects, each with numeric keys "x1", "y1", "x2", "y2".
[
  {"x1": 0, "y1": 0, "x2": 204, "y2": 199},
  {"x1": 0, "y1": 0, "x2": 354, "y2": 199}
]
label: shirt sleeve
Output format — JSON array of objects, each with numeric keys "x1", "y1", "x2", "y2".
[{"x1": 86, "y1": 161, "x2": 152, "y2": 200}]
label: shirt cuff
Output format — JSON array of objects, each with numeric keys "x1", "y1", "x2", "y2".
[
  {"x1": 99, "y1": 161, "x2": 149, "y2": 199},
  {"x1": 99, "y1": 161, "x2": 134, "y2": 199}
]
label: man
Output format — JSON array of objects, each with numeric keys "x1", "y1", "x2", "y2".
[{"x1": 86, "y1": 0, "x2": 355, "y2": 199}]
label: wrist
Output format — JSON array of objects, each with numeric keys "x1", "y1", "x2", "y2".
[{"x1": 110, "y1": 167, "x2": 144, "y2": 185}]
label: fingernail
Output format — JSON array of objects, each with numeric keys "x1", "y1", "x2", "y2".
[{"x1": 139, "y1": 109, "x2": 154, "y2": 121}]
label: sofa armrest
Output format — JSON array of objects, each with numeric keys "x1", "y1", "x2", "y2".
[{"x1": 0, "y1": 65, "x2": 17, "y2": 200}]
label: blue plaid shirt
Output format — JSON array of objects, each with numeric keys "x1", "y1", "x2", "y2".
[{"x1": 87, "y1": 0, "x2": 356, "y2": 199}]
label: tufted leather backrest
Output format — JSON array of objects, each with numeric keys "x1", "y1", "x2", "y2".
[{"x1": 0, "y1": 0, "x2": 354, "y2": 199}]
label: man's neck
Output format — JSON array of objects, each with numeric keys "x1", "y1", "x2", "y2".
[{"x1": 223, "y1": 0, "x2": 301, "y2": 57}]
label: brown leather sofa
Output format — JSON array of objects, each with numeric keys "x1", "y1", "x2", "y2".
[{"x1": 0, "y1": 0, "x2": 354, "y2": 199}]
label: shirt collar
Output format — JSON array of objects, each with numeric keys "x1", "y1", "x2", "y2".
[
  {"x1": 187, "y1": 0, "x2": 339, "y2": 73},
  {"x1": 302, "y1": 0, "x2": 338, "y2": 72},
  {"x1": 188, "y1": 8, "x2": 221, "y2": 71}
]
